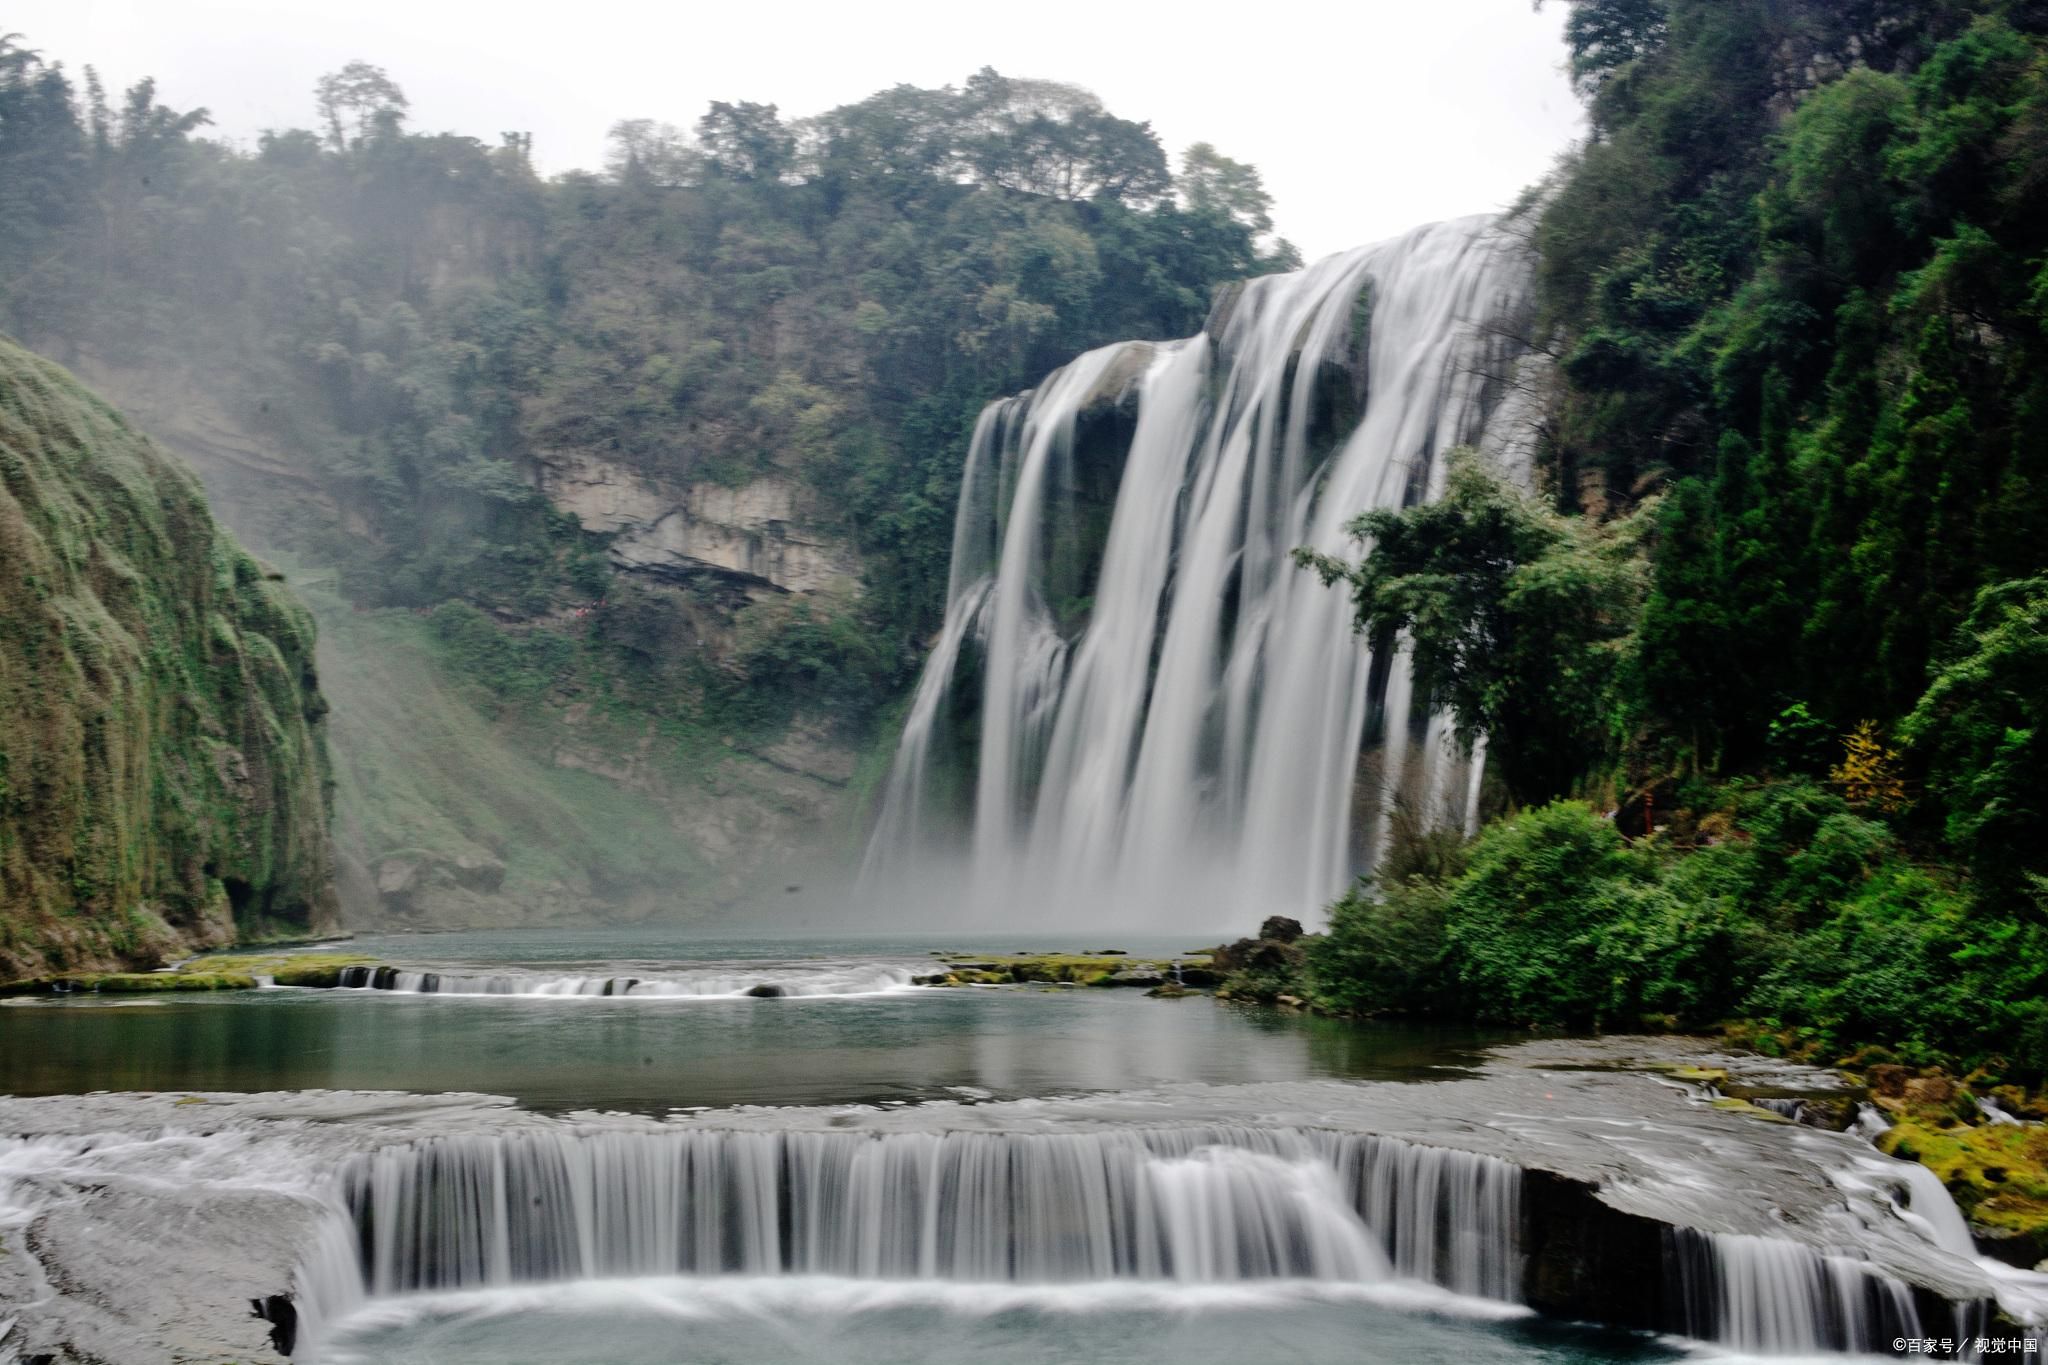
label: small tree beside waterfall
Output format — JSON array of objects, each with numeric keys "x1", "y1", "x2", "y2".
[{"x1": 1294, "y1": 450, "x2": 1650, "y2": 806}]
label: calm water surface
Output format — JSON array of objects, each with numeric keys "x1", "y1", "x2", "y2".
[{"x1": 1, "y1": 930, "x2": 1506, "y2": 1112}]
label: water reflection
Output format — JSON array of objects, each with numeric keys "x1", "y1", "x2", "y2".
[{"x1": 1, "y1": 984, "x2": 1506, "y2": 1114}]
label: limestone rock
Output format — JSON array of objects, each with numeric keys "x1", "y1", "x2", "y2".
[{"x1": 539, "y1": 453, "x2": 858, "y2": 594}]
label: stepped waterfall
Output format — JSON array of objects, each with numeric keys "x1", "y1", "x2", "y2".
[
  {"x1": 291, "y1": 1123, "x2": 1983, "y2": 1359},
  {"x1": 860, "y1": 215, "x2": 1539, "y2": 928},
  {"x1": 296, "y1": 1125, "x2": 1524, "y2": 1339}
]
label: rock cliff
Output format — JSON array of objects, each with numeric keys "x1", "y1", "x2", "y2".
[{"x1": 0, "y1": 340, "x2": 339, "y2": 978}]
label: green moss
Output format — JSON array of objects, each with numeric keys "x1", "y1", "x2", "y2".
[
  {"x1": 300, "y1": 582, "x2": 721, "y2": 910},
  {"x1": 268, "y1": 960, "x2": 359, "y2": 988},
  {"x1": 1707, "y1": 1096, "x2": 1794, "y2": 1123},
  {"x1": 183, "y1": 951, "x2": 374, "y2": 987},
  {"x1": 927, "y1": 953, "x2": 1206, "y2": 987},
  {"x1": 1669, "y1": 1066, "x2": 1732, "y2": 1086},
  {"x1": 1, "y1": 970, "x2": 260, "y2": 993},
  {"x1": 1879, "y1": 1117, "x2": 2048, "y2": 1249},
  {"x1": 0, "y1": 339, "x2": 337, "y2": 978}
]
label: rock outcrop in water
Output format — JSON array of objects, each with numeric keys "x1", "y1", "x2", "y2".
[{"x1": 0, "y1": 339, "x2": 338, "y2": 979}]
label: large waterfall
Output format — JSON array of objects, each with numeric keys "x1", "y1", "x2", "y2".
[{"x1": 860, "y1": 215, "x2": 1536, "y2": 928}]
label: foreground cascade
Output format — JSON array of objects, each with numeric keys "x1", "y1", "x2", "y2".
[
  {"x1": 294, "y1": 1121, "x2": 1977, "y2": 1358},
  {"x1": 861, "y1": 216, "x2": 1536, "y2": 927},
  {"x1": 0, "y1": 338, "x2": 338, "y2": 977}
]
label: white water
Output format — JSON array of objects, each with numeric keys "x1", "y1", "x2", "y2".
[
  {"x1": 1670, "y1": 1229, "x2": 1925, "y2": 1355},
  {"x1": 299, "y1": 1125, "x2": 1523, "y2": 1338},
  {"x1": 861, "y1": 216, "x2": 1534, "y2": 929},
  {"x1": 4, "y1": 1074, "x2": 2034, "y2": 1360},
  {"x1": 326, "y1": 963, "x2": 919, "y2": 998}
]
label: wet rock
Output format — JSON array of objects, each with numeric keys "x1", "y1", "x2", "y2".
[
  {"x1": 250, "y1": 1294, "x2": 297, "y2": 1355},
  {"x1": 1208, "y1": 936, "x2": 1305, "y2": 977},
  {"x1": 744, "y1": 983, "x2": 787, "y2": 998}
]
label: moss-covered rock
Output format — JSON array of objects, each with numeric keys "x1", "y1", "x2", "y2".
[
  {"x1": 1879, "y1": 1115, "x2": 2048, "y2": 1269},
  {"x1": 187, "y1": 951, "x2": 374, "y2": 987},
  {"x1": 924, "y1": 952, "x2": 1210, "y2": 988},
  {"x1": 0, "y1": 339, "x2": 339, "y2": 979},
  {"x1": 2, "y1": 970, "x2": 257, "y2": 994}
]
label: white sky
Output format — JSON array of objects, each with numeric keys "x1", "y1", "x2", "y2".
[{"x1": 8, "y1": 0, "x2": 1585, "y2": 261}]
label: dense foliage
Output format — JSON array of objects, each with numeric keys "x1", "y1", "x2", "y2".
[
  {"x1": 1307, "y1": 789, "x2": 2047, "y2": 1082},
  {"x1": 1298, "y1": 452, "x2": 1650, "y2": 804},
  {"x1": 0, "y1": 337, "x2": 338, "y2": 978},
  {"x1": 1299, "y1": 0, "x2": 2048, "y2": 1081},
  {"x1": 0, "y1": 43, "x2": 1290, "y2": 690}
]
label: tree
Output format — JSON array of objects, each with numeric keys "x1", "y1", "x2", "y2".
[
  {"x1": 315, "y1": 60, "x2": 407, "y2": 149},
  {"x1": 1178, "y1": 142, "x2": 1272, "y2": 236},
  {"x1": 696, "y1": 101, "x2": 793, "y2": 181},
  {"x1": 604, "y1": 118, "x2": 699, "y2": 187},
  {"x1": 1536, "y1": 0, "x2": 1669, "y2": 100},
  {"x1": 958, "y1": 69, "x2": 1170, "y2": 206},
  {"x1": 1297, "y1": 453, "x2": 1648, "y2": 804},
  {"x1": 1830, "y1": 721, "x2": 1909, "y2": 815},
  {"x1": 1901, "y1": 577, "x2": 2048, "y2": 904},
  {"x1": 807, "y1": 83, "x2": 965, "y2": 193}
]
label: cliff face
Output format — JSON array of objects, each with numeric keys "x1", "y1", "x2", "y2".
[
  {"x1": 0, "y1": 339, "x2": 339, "y2": 979},
  {"x1": 64, "y1": 362, "x2": 869, "y2": 932}
]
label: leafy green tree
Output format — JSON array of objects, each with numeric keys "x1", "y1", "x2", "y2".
[
  {"x1": 958, "y1": 69, "x2": 1170, "y2": 205},
  {"x1": 1902, "y1": 577, "x2": 2048, "y2": 905},
  {"x1": 1178, "y1": 142, "x2": 1272, "y2": 235},
  {"x1": 314, "y1": 60, "x2": 407, "y2": 149},
  {"x1": 604, "y1": 118, "x2": 699, "y2": 187},
  {"x1": 1297, "y1": 453, "x2": 1648, "y2": 803},
  {"x1": 696, "y1": 101, "x2": 794, "y2": 181}
]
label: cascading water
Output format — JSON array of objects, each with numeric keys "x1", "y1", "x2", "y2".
[
  {"x1": 1664, "y1": 1228, "x2": 1926, "y2": 1355},
  {"x1": 298, "y1": 1125, "x2": 1522, "y2": 1336},
  {"x1": 860, "y1": 216, "x2": 1535, "y2": 929}
]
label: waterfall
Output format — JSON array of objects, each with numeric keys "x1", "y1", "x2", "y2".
[
  {"x1": 859, "y1": 215, "x2": 1534, "y2": 929},
  {"x1": 1665, "y1": 1228, "x2": 1925, "y2": 1354},
  {"x1": 301, "y1": 1126, "x2": 1523, "y2": 1326}
]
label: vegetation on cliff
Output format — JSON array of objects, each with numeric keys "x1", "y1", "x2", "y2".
[
  {"x1": 0, "y1": 36, "x2": 1288, "y2": 919},
  {"x1": 0, "y1": 337, "x2": 337, "y2": 979},
  {"x1": 1295, "y1": 0, "x2": 2048, "y2": 1089}
]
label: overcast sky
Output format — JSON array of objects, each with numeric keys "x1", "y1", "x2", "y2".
[{"x1": 9, "y1": 0, "x2": 1585, "y2": 261}]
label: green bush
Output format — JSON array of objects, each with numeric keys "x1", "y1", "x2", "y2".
[
  {"x1": 1307, "y1": 878, "x2": 1454, "y2": 1016},
  {"x1": 1442, "y1": 802, "x2": 1651, "y2": 1025}
]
